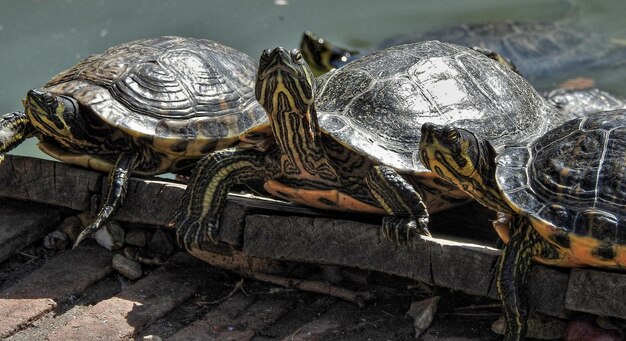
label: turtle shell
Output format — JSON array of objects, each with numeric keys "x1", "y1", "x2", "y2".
[
  {"x1": 43, "y1": 36, "x2": 266, "y2": 173},
  {"x1": 496, "y1": 110, "x2": 626, "y2": 267},
  {"x1": 391, "y1": 21, "x2": 626, "y2": 80},
  {"x1": 315, "y1": 40, "x2": 571, "y2": 174},
  {"x1": 544, "y1": 87, "x2": 626, "y2": 118}
]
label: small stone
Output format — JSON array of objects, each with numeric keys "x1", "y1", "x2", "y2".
[
  {"x1": 405, "y1": 296, "x2": 440, "y2": 338},
  {"x1": 94, "y1": 221, "x2": 125, "y2": 250},
  {"x1": 565, "y1": 319, "x2": 623, "y2": 341},
  {"x1": 125, "y1": 228, "x2": 147, "y2": 247},
  {"x1": 43, "y1": 230, "x2": 69, "y2": 250},
  {"x1": 147, "y1": 229, "x2": 176, "y2": 258},
  {"x1": 76, "y1": 211, "x2": 96, "y2": 228},
  {"x1": 57, "y1": 216, "x2": 84, "y2": 242},
  {"x1": 112, "y1": 253, "x2": 142, "y2": 280},
  {"x1": 142, "y1": 336, "x2": 162, "y2": 341},
  {"x1": 491, "y1": 314, "x2": 566, "y2": 340}
]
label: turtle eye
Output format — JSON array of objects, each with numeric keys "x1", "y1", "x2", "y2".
[
  {"x1": 442, "y1": 126, "x2": 460, "y2": 143},
  {"x1": 291, "y1": 49, "x2": 303, "y2": 63}
]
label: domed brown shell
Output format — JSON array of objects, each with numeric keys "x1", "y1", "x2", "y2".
[
  {"x1": 497, "y1": 110, "x2": 626, "y2": 266},
  {"x1": 42, "y1": 36, "x2": 266, "y2": 173},
  {"x1": 315, "y1": 40, "x2": 572, "y2": 175}
]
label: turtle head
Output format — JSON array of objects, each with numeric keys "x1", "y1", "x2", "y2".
[
  {"x1": 419, "y1": 122, "x2": 507, "y2": 213},
  {"x1": 299, "y1": 31, "x2": 358, "y2": 75},
  {"x1": 24, "y1": 89, "x2": 79, "y2": 139},
  {"x1": 256, "y1": 47, "x2": 316, "y2": 118}
]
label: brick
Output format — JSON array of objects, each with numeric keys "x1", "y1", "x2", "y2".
[
  {"x1": 0, "y1": 199, "x2": 62, "y2": 263},
  {"x1": 48, "y1": 253, "x2": 210, "y2": 340},
  {"x1": 0, "y1": 244, "x2": 113, "y2": 338},
  {"x1": 169, "y1": 294, "x2": 295, "y2": 341}
]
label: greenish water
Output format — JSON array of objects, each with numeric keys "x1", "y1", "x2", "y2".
[{"x1": 1, "y1": 0, "x2": 625, "y2": 162}]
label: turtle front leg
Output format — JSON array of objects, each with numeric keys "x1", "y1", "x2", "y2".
[
  {"x1": 171, "y1": 147, "x2": 268, "y2": 251},
  {"x1": 366, "y1": 165, "x2": 429, "y2": 243},
  {"x1": 0, "y1": 112, "x2": 35, "y2": 162},
  {"x1": 497, "y1": 216, "x2": 533, "y2": 341},
  {"x1": 497, "y1": 215, "x2": 564, "y2": 341},
  {"x1": 73, "y1": 152, "x2": 139, "y2": 248}
]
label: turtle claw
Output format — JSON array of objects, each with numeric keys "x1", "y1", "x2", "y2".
[
  {"x1": 380, "y1": 216, "x2": 430, "y2": 244},
  {"x1": 72, "y1": 223, "x2": 100, "y2": 249}
]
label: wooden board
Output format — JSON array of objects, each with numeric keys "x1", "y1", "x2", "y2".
[{"x1": 0, "y1": 155, "x2": 624, "y2": 320}]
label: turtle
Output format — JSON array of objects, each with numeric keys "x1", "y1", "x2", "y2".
[
  {"x1": 0, "y1": 36, "x2": 267, "y2": 247},
  {"x1": 418, "y1": 110, "x2": 626, "y2": 340},
  {"x1": 544, "y1": 87, "x2": 626, "y2": 117},
  {"x1": 300, "y1": 20, "x2": 626, "y2": 80},
  {"x1": 171, "y1": 40, "x2": 576, "y2": 250}
]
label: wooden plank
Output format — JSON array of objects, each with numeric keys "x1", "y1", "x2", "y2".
[
  {"x1": 1, "y1": 155, "x2": 625, "y2": 321},
  {"x1": 243, "y1": 214, "x2": 500, "y2": 295},
  {"x1": 0, "y1": 244, "x2": 113, "y2": 338},
  {"x1": 47, "y1": 253, "x2": 212, "y2": 341},
  {"x1": 241, "y1": 214, "x2": 623, "y2": 319},
  {"x1": 565, "y1": 269, "x2": 626, "y2": 319},
  {"x1": 0, "y1": 200, "x2": 62, "y2": 263},
  {"x1": 0, "y1": 155, "x2": 101, "y2": 211}
]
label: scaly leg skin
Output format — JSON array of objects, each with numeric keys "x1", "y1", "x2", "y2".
[
  {"x1": 73, "y1": 152, "x2": 138, "y2": 248},
  {"x1": 171, "y1": 147, "x2": 268, "y2": 251},
  {"x1": 366, "y1": 165, "x2": 429, "y2": 244},
  {"x1": 497, "y1": 215, "x2": 561, "y2": 341},
  {"x1": 0, "y1": 112, "x2": 35, "y2": 163}
]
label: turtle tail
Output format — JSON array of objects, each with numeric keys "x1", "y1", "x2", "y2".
[{"x1": 0, "y1": 112, "x2": 35, "y2": 163}]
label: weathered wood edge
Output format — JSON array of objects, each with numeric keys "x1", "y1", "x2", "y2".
[{"x1": 0, "y1": 155, "x2": 624, "y2": 319}]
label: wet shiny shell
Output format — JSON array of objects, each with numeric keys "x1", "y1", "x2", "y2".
[
  {"x1": 315, "y1": 40, "x2": 569, "y2": 174},
  {"x1": 44, "y1": 36, "x2": 266, "y2": 173},
  {"x1": 496, "y1": 110, "x2": 626, "y2": 264},
  {"x1": 544, "y1": 87, "x2": 626, "y2": 118},
  {"x1": 392, "y1": 21, "x2": 626, "y2": 79}
]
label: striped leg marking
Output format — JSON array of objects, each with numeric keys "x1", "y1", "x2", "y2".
[
  {"x1": 366, "y1": 165, "x2": 429, "y2": 243},
  {"x1": 0, "y1": 112, "x2": 34, "y2": 163},
  {"x1": 172, "y1": 147, "x2": 267, "y2": 250},
  {"x1": 74, "y1": 152, "x2": 139, "y2": 248}
]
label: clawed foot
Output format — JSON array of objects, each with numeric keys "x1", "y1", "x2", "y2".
[
  {"x1": 72, "y1": 222, "x2": 100, "y2": 249},
  {"x1": 171, "y1": 215, "x2": 219, "y2": 251},
  {"x1": 380, "y1": 216, "x2": 430, "y2": 244}
]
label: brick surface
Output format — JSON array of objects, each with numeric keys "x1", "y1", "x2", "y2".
[
  {"x1": 0, "y1": 200, "x2": 62, "y2": 263},
  {"x1": 0, "y1": 244, "x2": 113, "y2": 338},
  {"x1": 282, "y1": 317, "x2": 342, "y2": 341},
  {"x1": 169, "y1": 294, "x2": 295, "y2": 340},
  {"x1": 48, "y1": 253, "x2": 211, "y2": 340}
]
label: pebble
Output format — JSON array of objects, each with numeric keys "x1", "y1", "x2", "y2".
[
  {"x1": 112, "y1": 253, "x2": 142, "y2": 280},
  {"x1": 405, "y1": 296, "x2": 440, "y2": 338},
  {"x1": 565, "y1": 319, "x2": 623, "y2": 341},
  {"x1": 76, "y1": 211, "x2": 95, "y2": 228},
  {"x1": 142, "y1": 335, "x2": 162, "y2": 341},
  {"x1": 57, "y1": 216, "x2": 84, "y2": 242},
  {"x1": 125, "y1": 228, "x2": 148, "y2": 247},
  {"x1": 94, "y1": 221, "x2": 125, "y2": 250},
  {"x1": 43, "y1": 230, "x2": 69, "y2": 250},
  {"x1": 491, "y1": 314, "x2": 566, "y2": 340},
  {"x1": 147, "y1": 229, "x2": 175, "y2": 258}
]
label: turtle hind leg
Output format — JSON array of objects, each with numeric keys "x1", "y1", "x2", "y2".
[
  {"x1": 73, "y1": 152, "x2": 139, "y2": 248},
  {"x1": 0, "y1": 112, "x2": 35, "y2": 162},
  {"x1": 366, "y1": 165, "x2": 429, "y2": 243},
  {"x1": 170, "y1": 147, "x2": 268, "y2": 251}
]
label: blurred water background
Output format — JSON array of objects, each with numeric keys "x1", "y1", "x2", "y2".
[{"x1": 1, "y1": 0, "x2": 625, "y2": 162}]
